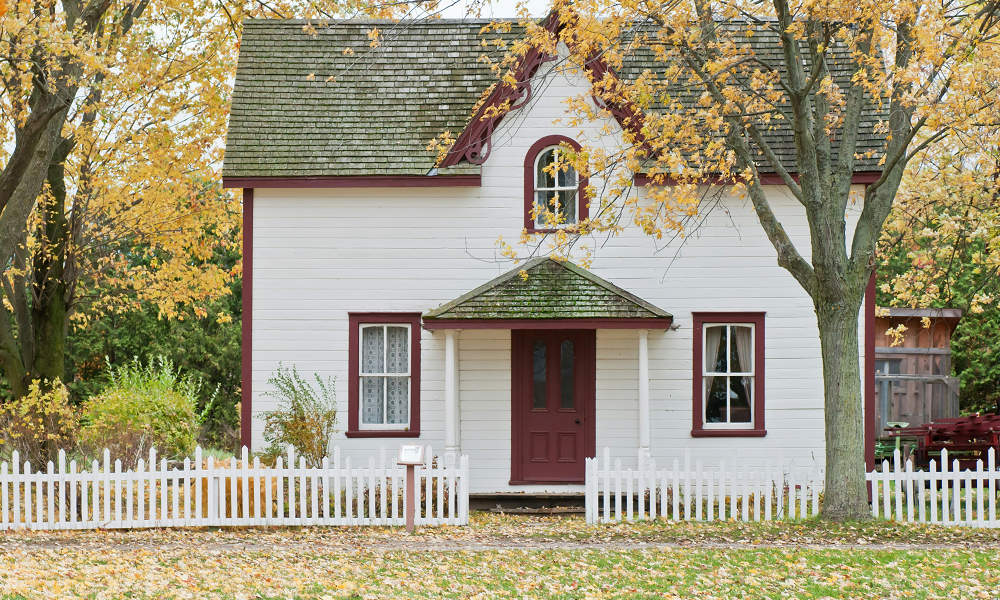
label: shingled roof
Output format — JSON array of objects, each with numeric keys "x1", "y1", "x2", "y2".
[
  {"x1": 224, "y1": 18, "x2": 887, "y2": 180},
  {"x1": 423, "y1": 257, "x2": 672, "y2": 322},
  {"x1": 224, "y1": 19, "x2": 509, "y2": 179}
]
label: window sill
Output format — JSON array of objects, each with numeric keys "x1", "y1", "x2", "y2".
[
  {"x1": 345, "y1": 429, "x2": 420, "y2": 438},
  {"x1": 525, "y1": 226, "x2": 578, "y2": 234},
  {"x1": 690, "y1": 428, "x2": 767, "y2": 438}
]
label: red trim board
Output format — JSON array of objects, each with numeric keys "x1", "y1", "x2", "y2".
[
  {"x1": 422, "y1": 317, "x2": 673, "y2": 330},
  {"x1": 523, "y1": 135, "x2": 590, "y2": 234},
  {"x1": 690, "y1": 312, "x2": 767, "y2": 438},
  {"x1": 634, "y1": 171, "x2": 884, "y2": 187},
  {"x1": 346, "y1": 313, "x2": 422, "y2": 438},
  {"x1": 223, "y1": 175, "x2": 480, "y2": 189},
  {"x1": 865, "y1": 271, "x2": 876, "y2": 474},
  {"x1": 438, "y1": 12, "x2": 647, "y2": 169},
  {"x1": 240, "y1": 188, "x2": 254, "y2": 449}
]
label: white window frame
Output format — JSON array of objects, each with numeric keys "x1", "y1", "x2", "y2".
[
  {"x1": 533, "y1": 145, "x2": 579, "y2": 228},
  {"x1": 702, "y1": 322, "x2": 756, "y2": 429},
  {"x1": 358, "y1": 323, "x2": 412, "y2": 430}
]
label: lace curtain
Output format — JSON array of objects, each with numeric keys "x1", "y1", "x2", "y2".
[{"x1": 360, "y1": 325, "x2": 410, "y2": 426}]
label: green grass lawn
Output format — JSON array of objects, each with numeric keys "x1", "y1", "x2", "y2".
[{"x1": 1, "y1": 514, "x2": 998, "y2": 599}]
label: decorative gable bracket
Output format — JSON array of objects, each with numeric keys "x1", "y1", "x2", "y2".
[{"x1": 439, "y1": 12, "x2": 649, "y2": 168}]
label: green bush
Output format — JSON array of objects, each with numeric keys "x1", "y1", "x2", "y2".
[
  {"x1": 78, "y1": 357, "x2": 201, "y2": 468},
  {"x1": 261, "y1": 364, "x2": 337, "y2": 467},
  {"x1": 0, "y1": 379, "x2": 76, "y2": 466}
]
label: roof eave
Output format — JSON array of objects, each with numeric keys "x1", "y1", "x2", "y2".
[
  {"x1": 222, "y1": 173, "x2": 481, "y2": 189},
  {"x1": 421, "y1": 316, "x2": 674, "y2": 330}
]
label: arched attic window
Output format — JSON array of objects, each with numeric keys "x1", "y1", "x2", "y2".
[{"x1": 523, "y1": 136, "x2": 589, "y2": 233}]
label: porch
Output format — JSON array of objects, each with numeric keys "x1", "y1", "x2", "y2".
[{"x1": 422, "y1": 257, "x2": 673, "y2": 492}]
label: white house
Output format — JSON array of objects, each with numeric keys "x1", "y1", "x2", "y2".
[{"x1": 223, "y1": 17, "x2": 882, "y2": 495}]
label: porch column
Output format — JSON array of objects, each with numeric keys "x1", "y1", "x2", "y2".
[
  {"x1": 444, "y1": 329, "x2": 460, "y2": 455},
  {"x1": 638, "y1": 329, "x2": 650, "y2": 459}
]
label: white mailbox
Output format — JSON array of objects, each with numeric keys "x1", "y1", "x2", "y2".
[{"x1": 397, "y1": 445, "x2": 425, "y2": 466}]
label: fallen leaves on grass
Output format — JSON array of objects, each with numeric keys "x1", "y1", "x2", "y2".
[{"x1": 1, "y1": 514, "x2": 998, "y2": 598}]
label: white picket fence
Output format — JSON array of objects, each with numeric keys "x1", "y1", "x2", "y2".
[
  {"x1": 868, "y1": 448, "x2": 1000, "y2": 527},
  {"x1": 585, "y1": 449, "x2": 823, "y2": 524},
  {"x1": 0, "y1": 445, "x2": 469, "y2": 530}
]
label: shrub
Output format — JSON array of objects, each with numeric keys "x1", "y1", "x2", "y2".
[
  {"x1": 78, "y1": 357, "x2": 201, "y2": 468},
  {"x1": 261, "y1": 364, "x2": 337, "y2": 467},
  {"x1": 198, "y1": 385, "x2": 240, "y2": 450},
  {"x1": 0, "y1": 379, "x2": 76, "y2": 466}
]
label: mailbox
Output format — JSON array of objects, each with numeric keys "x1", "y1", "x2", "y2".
[
  {"x1": 397, "y1": 445, "x2": 425, "y2": 466},
  {"x1": 397, "y1": 445, "x2": 424, "y2": 533}
]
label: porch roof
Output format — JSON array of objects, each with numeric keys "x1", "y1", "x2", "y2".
[{"x1": 423, "y1": 257, "x2": 672, "y2": 330}]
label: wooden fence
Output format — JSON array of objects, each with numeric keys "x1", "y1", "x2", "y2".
[
  {"x1": 868, "y1": 448, "x2": 999, "y2": 527},
  {"x1": 0, "y1": 445, "x2": 469, "y2": 530},
  {"x1": 585, "y1": 449, "x2": 823, "y2": 524},
  {"x1": 587, "y1": 448, "x2": 1000, "y2": 528}
]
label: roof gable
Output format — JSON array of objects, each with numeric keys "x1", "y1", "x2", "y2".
[{"x1": 423, "y1": 257, "x2": 672, "y2": 321}]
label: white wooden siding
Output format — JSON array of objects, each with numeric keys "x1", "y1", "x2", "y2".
[{"x1": 249, "y1": 58, "x2": 866, "y2": 493}]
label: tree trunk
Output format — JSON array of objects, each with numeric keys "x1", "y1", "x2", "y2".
[
  {"x1": 816, "y1": 300, "x2": 870, "y2": 520},
  {"x1": 29, "y1": 150, "x2": 72, "y2": 385}
]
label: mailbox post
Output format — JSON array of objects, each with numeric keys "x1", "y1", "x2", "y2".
[{"x1": 397, "y1": 445, "x2": 425, "y2": 533}]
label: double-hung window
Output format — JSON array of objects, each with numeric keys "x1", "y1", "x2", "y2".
[
  {"x1": 692, "y1": 312, "x2": 766, "y2": 436},
  {"x1": 347, "y1": 313, "x2": 421, "y2": 437}
]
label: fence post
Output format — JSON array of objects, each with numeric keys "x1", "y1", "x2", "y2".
[
  {"x1": 2, "y1": 461, "x2": 9, "y2": 531},
  {"x1": 892, "y1": 449, "x2": 903, "y2": 522},
  {"x1": 603, "y1": 448, "x2": 611, "y2": 524},
  {"x1": 333, "y1": 447, "x2": 342, "y2": 525},
  {"x1": 952, "y1": 455, "x2": 961, "y2": 525},
  {"x1": 929, "y1": 458, "x2": 938, "y2": 524},
  {"x1": 905, "y1": 457, "x2": 914, "y2": 522},
  {"x1": 459, "y1": 454, "x2": 470, "y2": 525},
  {"x1": 917, "y1": 460, "x2": 926, "y2": 523},
  {"x1": 989, "y1": 447, "x2": 997, "y2": 525},
  {"x1": 976, "y1": 458, "x2": 985, "y2": 525},
  {"x1": 404, "y1": 462, "x2": 416, "y2": 533},
  {"x1": 585, "y1": 457, "x2": 595, "y2": 524}
]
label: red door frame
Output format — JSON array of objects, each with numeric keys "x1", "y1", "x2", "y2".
[{"x1": 510, "y1": 329, "x2": 596, "y2": 484}]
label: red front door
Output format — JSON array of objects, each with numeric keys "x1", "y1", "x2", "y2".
[{"x1": 511, "y1": 330, "x2": 596, "y2": 484}]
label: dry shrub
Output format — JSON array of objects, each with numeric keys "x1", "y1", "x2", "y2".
[
  {"x1": 261, "y1": 364, "x2": 337, "y2": 467},
  {"x1": 0, "y1": 379, "x2": 76, "y2": 467}
]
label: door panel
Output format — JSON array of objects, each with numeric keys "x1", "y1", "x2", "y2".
[{"x1": 511, "y1": 330, "x2": 595, "y2": 484}]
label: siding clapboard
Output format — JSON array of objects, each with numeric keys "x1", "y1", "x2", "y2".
[{"x1": 249, "y1": 56, "x2": 865, "y2": 493}]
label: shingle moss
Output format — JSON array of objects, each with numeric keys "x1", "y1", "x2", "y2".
[
  {"x1": 224, "y1": 19, "x2": 888, "y2": 179},
  {"x1": 423, "y1": 257, "x2": 671, "y2": 321}
]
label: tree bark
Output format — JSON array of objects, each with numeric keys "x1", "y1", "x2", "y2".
[
  {"x1": 29, "y1": 147, "x2": 72, "y2": 384},
  {"x1": 815, "y1": 297, "x2": 869, "y2": 520}
]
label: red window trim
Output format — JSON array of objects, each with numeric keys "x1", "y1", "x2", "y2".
[
  {"x1": 523, "y1": 136, "x2": 590, "y2": 233},
  {"x1": 691, "y1": 312, "x2": 766, "y2": 437},
  {"x1": 346, "y1": 312, "x2": 421, "y2": 438}
]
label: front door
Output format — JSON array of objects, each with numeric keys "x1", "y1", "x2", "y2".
[{"x1": 511, "y1": 330, "x2": 596, "y2": 484}]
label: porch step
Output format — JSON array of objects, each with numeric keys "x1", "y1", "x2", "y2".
[{"x1": 470, "y1": 494, "x2": 585, "y2": 513}]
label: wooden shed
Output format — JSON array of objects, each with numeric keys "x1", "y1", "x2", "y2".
[{"x1": 875, "y1": 308, "x2": 962, "y2": 437}]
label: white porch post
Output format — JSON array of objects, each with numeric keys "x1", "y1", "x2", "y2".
[
  {"x1": 444, "y1": 329, "x2": 460, "y2": 456},
  {"x1": 638, "y1": 329, "x2": 650, "y2": 462}
]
